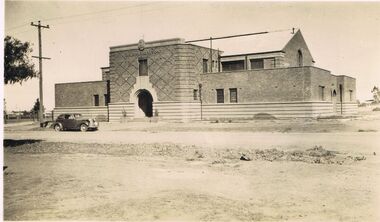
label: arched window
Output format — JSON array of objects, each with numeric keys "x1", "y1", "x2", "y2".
[{"x1": 298, "y1": 50, "x2": 303, "y2": 67}]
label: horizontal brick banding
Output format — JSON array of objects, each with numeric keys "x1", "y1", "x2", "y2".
[{"x1": 53, "y1": 106, "x2": 108, "y2": 122}]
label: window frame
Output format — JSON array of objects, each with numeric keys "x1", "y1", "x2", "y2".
[
  {"x1": 250, "y1": 59, "x2": 264, "y2": 70},
  {"x1": 216, "y1": 89, "x2": 224, "y2": 103},
  {"x1": 138, "y1": 59, "x2": 148, "y2": 76},
  {"x1": 349, "y1": 90, "x2": 353, "y2": 101},
  {"x1": 298, "y1": 50, "x2": 303, "y2": 67},
  {"x1": 94, "y1": 94, "x2": 100, "y2": 106},
  {"x1": 203, "y1": 59, "x2": 208, "y2": 73},
  {"x1": 193, "y1": 89, "x2": 198, "y2": 100},
  {"x1": 229, "y1": 88, "x2": 238, "y2": 103},
  {"x1": 221, "y1": 60, "x2": 245, "y2": 72},
  {"x1": 318, "y1": 86, "x2": 325, "y2": 101}
]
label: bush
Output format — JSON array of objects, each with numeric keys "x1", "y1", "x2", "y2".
[{"x1": 253, "y1": 113, "x2": 276, "y2": 120}]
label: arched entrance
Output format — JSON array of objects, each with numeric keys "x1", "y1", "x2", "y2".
[{"x1": 137, "y1": 89, "x2": 153, "y2": 117}]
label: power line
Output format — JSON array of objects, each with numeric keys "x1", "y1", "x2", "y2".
[
  {"x1": 6, "y1": 2, "x2": 157, "y2": 31},
  {"x1": 43, "y1": 2, "x2": 155, "y2": 22}
]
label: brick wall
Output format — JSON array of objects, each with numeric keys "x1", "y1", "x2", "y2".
[
  {"x1": 109, "y1": 42, "x2": 219, "y2": 103},
  {"x1": 55, "y1": 81, "x2": 108, "y2": 107},
  {"x1": 337, "y1": 76, "x2": 356, "y2": 102},
  {"x1": 283, "y1": 30, "x2": 314, "y2": 67},
  {"x1": 101, "y1": 67, "x2": 110, "y2": 81},
  {"x1": 200, "y1": 66, "x2": 314, "y2": 103},
  {"x1": 309, "y1": 67, "x2": 335, "y2": 102}
]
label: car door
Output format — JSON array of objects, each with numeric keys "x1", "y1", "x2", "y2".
[{"x1": 64, "y1": 114, "x2": 76, "y2": 129}]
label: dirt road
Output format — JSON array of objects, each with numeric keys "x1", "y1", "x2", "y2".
[
  {"x1": 3, "y1": 117, "x2": 380, "y2": 221},
  {"x1": 4, "y1": 130, "x2": 380, "y2": 154}
]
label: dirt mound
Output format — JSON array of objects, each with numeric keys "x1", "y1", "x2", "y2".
[
  {"x1": 216, "y1": 146, "x2": 366, "y2": 165},
  {"x1": 253, "y1": 113, "x2": 277, "y2": 120},
  {"x1": 4, "y1": 140, "x2": 366, "y2": 165},
  {"x1": 244, "y1": 146, "x2": 365, "y2": 165}
]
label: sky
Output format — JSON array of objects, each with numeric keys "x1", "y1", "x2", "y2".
[{"x1": 4, "y1": 1, "x2": 380, "y2": 112}]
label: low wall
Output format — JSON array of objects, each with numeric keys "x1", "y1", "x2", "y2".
[
  {"x1": 201, "y1": 101, "x2": 334, "y2": 119},
  {"x1": 108, "y1": 102, "x2": 201, "y2": 122},
  {"x1": 335, "y1": 102, "x2": 358, "y2": 116}
]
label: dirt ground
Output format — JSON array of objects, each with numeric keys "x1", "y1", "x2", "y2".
[{"x1": 3, "y1": 107, "x2": 380, "y2": 221}]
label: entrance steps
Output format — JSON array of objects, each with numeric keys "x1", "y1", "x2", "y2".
[{"x1": 128, "y1": 117, "x2": 158, "y2": 122}]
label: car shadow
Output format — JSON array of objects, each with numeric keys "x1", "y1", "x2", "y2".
[{"x1": 3, "y1": 139, "x2": 43, "y2": 147}]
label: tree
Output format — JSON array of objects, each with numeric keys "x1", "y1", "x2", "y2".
[
  {"x1": 4, "y1": 35, "x2": 37, "y2": 84},
  {"x1": 31, "y1": 98, "x2": 40, "y2": 113},
  {"x1": 372, "y1": 86, "x2": 380, "y2": 103},
  {"x1": 31, "y1": 99, "x2": 41, "y2": 121}
]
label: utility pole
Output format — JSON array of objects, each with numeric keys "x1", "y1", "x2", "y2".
[{"x1": 31, "y1": 21, "x2": 50, "y2": 127}]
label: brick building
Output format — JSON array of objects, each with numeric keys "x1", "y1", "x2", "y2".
[{"x1": 54, "y1": 30, "x2": 358, "y2": 121}]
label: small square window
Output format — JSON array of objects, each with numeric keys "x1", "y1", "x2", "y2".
[{"x1": 250, "y1": 59, "x2": 264, "y2": 69}]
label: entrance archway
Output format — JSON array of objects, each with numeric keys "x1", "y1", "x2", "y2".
[{"x1": 137, "y1": 89, "x2": 153, "y2": 117}]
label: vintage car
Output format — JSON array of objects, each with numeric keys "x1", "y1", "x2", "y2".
[{"x1": 53, "y1": 113, "x2": 98, "y2": 132}]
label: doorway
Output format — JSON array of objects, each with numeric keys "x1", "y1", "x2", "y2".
[{"x1": 137, "y1": 89, "x2": 153, "y2": 117}]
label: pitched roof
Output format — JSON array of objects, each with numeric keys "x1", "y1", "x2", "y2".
[{"x1": 194, "y1": 29, "x2": 297, "y2": 56}]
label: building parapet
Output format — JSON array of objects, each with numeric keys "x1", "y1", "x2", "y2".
[{"x1": 201, "y1": 66, "x2": 332, "y2": 75}]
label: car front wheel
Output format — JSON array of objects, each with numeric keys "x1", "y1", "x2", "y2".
[
  {"x1": 80, "y1": 124, "x2": 88, "y2": 132},
  {"x1": 54, "y1": 124, "x2": 62, "y2": 132}
]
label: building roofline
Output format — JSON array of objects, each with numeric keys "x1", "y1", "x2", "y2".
[
  {"x1": 55, "y1": 80, "x2": 106, "y2": 85},
  {"x1": 220, "y1": 50, "x2": 284, "y2": 58},
  {"x1": 336, "y1": 75, "x2": 356, "y2": 80},
  {"x1": 185, "y1": 43, "x2": 224, "y2": 53},
  {"x1": 110, "y1": 38, "x2": 185, "y2": 52}
]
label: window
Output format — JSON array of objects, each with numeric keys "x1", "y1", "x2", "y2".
[
  {"x1": 298, "y1": 50, "x2": 303, "y2": 67},
  {"x1": 250, "y1": 59, "x2": 264, "y2": 69},
  {"x1": 230, "y1": 88, "x2": 237, "y2": 103},
  {"x1": 318, "y1": 86, "x2": 325, "y2": 101},
  {"x1": 104, "y1": 94, "x2": 109, "y2": 105},
  {"x1": 203, "y1": 59, "x2": 208, "y2": 73},
  {"x1": 216, "y1": 89, "x2": 224, "y2": 103},
  {"x1": 139, "y1": 59, "x2": 148, "y2": 76},
  {"x1": 94, "y1": 94, "x2": 99, "y2": 106},
  {"x1": 349, "y1": 90, "x2": 353, "y2": 101},
  {"x1": 221, "y1": 60, "x2": 245, "y2": 71},
  {"x1": 193, "y1": 89, "x2": 198, "y2": 100},
  {"x1": 266, "y1": 58, "x2": 276, "y2": 68}
]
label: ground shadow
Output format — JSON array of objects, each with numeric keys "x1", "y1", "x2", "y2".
[{"x1": 3, "y1": 139, "x2": 43, "y2": 147}]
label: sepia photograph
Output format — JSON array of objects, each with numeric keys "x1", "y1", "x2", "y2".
[{"x1": 3, "y1": 1, "x2": 380, "y2": 221}]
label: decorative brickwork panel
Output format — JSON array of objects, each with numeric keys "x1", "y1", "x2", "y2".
[
  {"x1": 109, "y1": 46, "x2": 178, "y2": 102},
  {"x1": 193, "y1": 46, "x2": 220, "y2": 74},
  {"x1": 109, "y1": 52, "x2": 138, "y2": 103}
]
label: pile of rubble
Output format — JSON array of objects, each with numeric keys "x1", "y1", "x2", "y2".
[{"x1": 235, "y1": 146, "x2": 366, "y2": 165}]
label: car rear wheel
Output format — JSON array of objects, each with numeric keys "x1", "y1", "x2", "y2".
[
  {"x1": 54, "y1": 124, "x2": 62, "y2": 132},
  {"x1": 80, "y1": 124, "x2": 88, "y2": 132}
]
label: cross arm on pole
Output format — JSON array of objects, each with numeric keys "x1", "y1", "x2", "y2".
[
  {"x1": 32, "y1": 56, "x2": 51, "y2": 60},
  {"x1": 31, "y1": 21, "x2": 50, "y2": 29}
]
